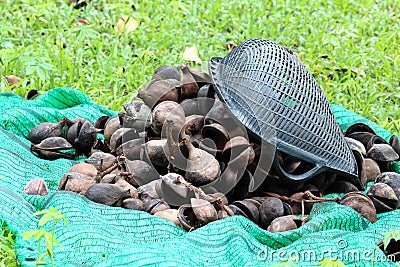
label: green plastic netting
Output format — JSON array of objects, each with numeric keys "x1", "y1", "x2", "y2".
[{"x1": 0, "y1": 88, "x2": 399, "y2": 267}]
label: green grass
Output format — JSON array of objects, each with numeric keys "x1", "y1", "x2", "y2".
[
  {"x1": 0, "y1": 0, "x2": 399, "y2": 134},
  {"x1": 0, "y1": 0, "x2": 399, "y2": 262},
  {"x1": 0, "y1": 222, "x2": 19, "y2": 267}
]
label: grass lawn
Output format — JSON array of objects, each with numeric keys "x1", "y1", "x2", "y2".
[
  {"x1": 1, "y1": 0, "x2": 399, "y2": 134},
  {"x1": 0, "y1": 0, "x2": 399, "y2": 265}
]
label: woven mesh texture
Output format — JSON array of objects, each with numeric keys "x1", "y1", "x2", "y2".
[
  {"x1": 209, "y1": 38, "x2": 358, "y2": 180},
  {"x1": 0, "y1": 88, "x2": 398, "y2": 267}
]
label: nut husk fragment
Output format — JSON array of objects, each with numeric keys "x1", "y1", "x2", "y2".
[
  {"x1": 259, "y1": 197, "x2": 285, "y2": 228},
  {"x1": 367, "y1": 144, "x2": 399, "y2": 162},
  {"x1": 59, "y1": 172, "x2": 96, "y2": 194},
  {"x1": 367, "y1": 183, "x2": 399, "y2": 213},
  {"x1": 28, "y1": 121, "x2": 67, "y2": 144},
  {"x1": 137, "y1": 79, "x2": 180, "y2": 108},
  {"x1": 191, "y1": 198, "x2": 218, "y2": 224},
  {"x1": 85, "y1": 183, "x2": 130, "y2": 206},
  {"x1": 154, "y1": 209, "x2": 181, "y2": 226},
  {"x1": 122, "y1": 198, "x2": 144, "y2": 211},
  {"x1": 267, "y1": 215, "x2": 302, "y2": 233},
  {"x1": 339, "y1": 192, "x2": 377, "y2": 222},
  {"x1": 69, "y1": 162, "x2": 98, "y2": 177},
  {"x1": 375, "y1": 172, "x2": 400, "y2": 208}
]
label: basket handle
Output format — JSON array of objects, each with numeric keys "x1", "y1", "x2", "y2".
[{"x1": 272, "y1": 149, "x2": 325, "y2": 181}]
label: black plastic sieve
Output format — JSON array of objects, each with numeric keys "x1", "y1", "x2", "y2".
[{"x1": 209, "y1": 38, "x2": 358, "y2": 182}]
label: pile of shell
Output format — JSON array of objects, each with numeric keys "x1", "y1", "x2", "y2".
[
  {"x1": 27, "y1": 64, "x2": 400, "y2": 233},
  {"x1": 29, "y1": 118, "x2": 97, "y2": 159}
]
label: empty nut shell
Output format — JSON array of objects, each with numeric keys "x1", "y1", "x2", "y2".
[
  {"x1": 85, "y1": 183, "x2": 130, "y2": 206},
  {"x1": 259, "y1": 197, "x2": 285, "y2": 228},
  {"x1": 367, "y1": 144, "x2": 399, "y2": 162},
  {"x1": 267, "y1": 215, "x2": 302, "y2": 233},
  {"x1": 154, "y1": 209, "x2": 180, "y2": 226},
  {"x1": 375, "y1": 172, "x2": 400, "y2": 208},
  {"x1": 122, "y1": 198, "x2": 144, "y2": 211},
  {"x1": 191, "y1": 198, "x2": 218, "y2": 224},
  {"x1": 339, "y1": 192, "x2": 377, "y2": 222},
  {"x1": 23, "y1": 178, "x2": 48, "y2": 196},
  {"x1": 69, "y1": 162, "x2": 98, "y2": 177}
]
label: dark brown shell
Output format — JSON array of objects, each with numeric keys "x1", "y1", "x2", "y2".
[
  {"x1": 180, "y1": 64, "x2": 199, "y2": 100},
  {"x1": 109, "y1": 128, "x2": 139, "y2": 151},
  {"x1": 114, "y1": 179, "x2": 139, "y2": 199},
  {"x1": 339, "y1": 192, "x2": 377, "y2": 222},
  {"x1": 366, "y1": 135, "x2": 388, "y2": 152},
  {"x1": 137, "y1": 79, "x2": 180, "y2": 108},
  {"x1": 58, "y1": 172, "x2": 95, "y2": 194},
  {"x1": 326, "y1": 181, "x2": 358, "y2": 194},
  {"x1": 347, "y1": 132, "x2": 374, "y2": 148},
  {"x1": 231, "y1": 200, "x2": 259, "y2": 223},
  {"x1": 197, "y1": 84, "x2": 215, "y2": 116},
  {"x1": 152, "y1": 66, "x2": 180, "y2": 81},
  {"x1": 137, "y1": 179, "x2": 162, "y2": 199},
  {"x1": 202, "y1": 123, "x2": 229, "y2": 151},
  {"x1": 187, "y1": 68, "x2": 211, "y2": 87},
  {"x1": 180, "y1": 99, "x2": 201, "y2": 116},
  {"x1": 178, "y1": 204, "x2": 202, "y2": 231},
  {"x1": 183, "y1": 115, "x2": 205, "y2": 135},
  {"x1": 389, "y1": 135, "x2": 400, "y2": 156},
  {"x1": 345, "y1": 123, "x2": 377, "y2": 136},
  {"x1": 75, "y1": 120, "x2": 97, "y2": 155},
  {"x1": 85, "y1": 152, "x2": 116, "y2": 171},
  {"x1": 115, "y1": 138, "x2": 144, "y2": 160},
  {"x1": 85, "y1": 183, "x2": 130, "y2": 206},
  {"x1": 367, "y1": 144, "x2": 399, "y2": 162},
  {"x1": 159, "y1": 173, "x2": 194, "y2": 206},
  {"x1": 258, "y1": 197, "x2": 285, "y2": 228},
  {"x1": 125, "y1": 160, "x2": 160, "y2": 186},
  {"x1": 122, "y1": 198, "x2": 144, "y2": 211},
  {"x1": 152, "y1": 101, "x2": 185, "y2": 137},
  {"x1": 364, "y1": 158, "x2": 381, "y2": 183},
  {"x1": 32, "y1": 137, "x2": 73, "y2": 150},
  {"x1": 140, "y1": 139, "x2": 168, "y2": 168},
  {"x1": 375, "y1": 172, "x2": 400, "y2": 208},
  {"x1": 267, "y1": 215, "x2": 302, "y2": 233},
  {"x1": 185, "y1": 141, "x2": 220, "y2": 186},
  {"x1": 103, "y1": 117, "x2": 121, "y2": 144},
  {"x1": 28, "y1": 121, "x2": 67, "y2": 144},
  {"x1": 345, "y1": 137, "x2": 366, "y2": 155},
  {"x1": 122, "y1": 101, "x2": 152, "y2": 131},
  {"x1": 154, "y1": 209, "x2": 180, "y2": 226},
  {"x1": 367, "y1": 183, "x2": 399, "y2": 213},
  {"x1": 94, "y1": 115, "x2": 110, "y2": 130},
  {"x1": 191, "y1": 198, "x2": 218, "y2": 224},
  {"x1": 69, "y1": 162, "x2": 98, "y2": 177}
]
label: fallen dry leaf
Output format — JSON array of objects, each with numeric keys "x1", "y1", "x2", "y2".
[
  {"x1": 183, "y1": 45, "x2": 202, "y2": 65},
  {"x1": 5, "y1": 75, "x2": 22, "y2": 86},
  {"x1": 115, "y1": 16, "x2": 138, "y2": 34},
  {"x1": 75, "y1": 18, "x2": 89, "y2": 26},
  {"x1": 225, "y1": 41, "x2": 236, "y2": 51}
]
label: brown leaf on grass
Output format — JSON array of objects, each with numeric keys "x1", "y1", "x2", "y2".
[
  {"x1": 5, "y1": 75, "x2": 22, "y2": 86},
  {"x1": 225, "y1": 41, "x2": 236, "y2": 51},
  {"x1": 183, "y1": 45, "x2": 202, "y2": 65},
  {"x1": 75, "y1": 18, "x2": 89, "y2": 26},
  {"x1": 115, "y1": 16, "x2": 139, "y2": 34}
]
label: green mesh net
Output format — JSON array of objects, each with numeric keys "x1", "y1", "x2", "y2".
[{"x1": 0, "y1": 88, "x2": 398, "y2": 266}]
